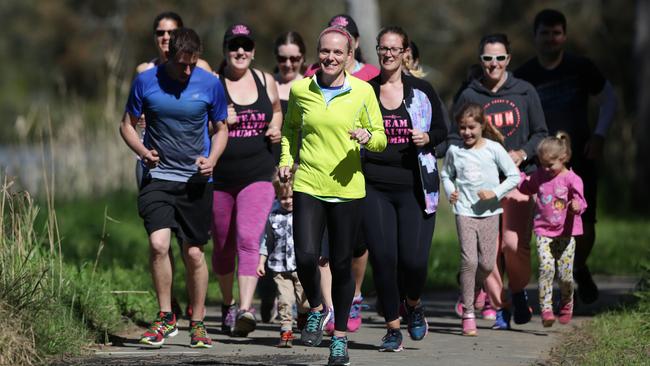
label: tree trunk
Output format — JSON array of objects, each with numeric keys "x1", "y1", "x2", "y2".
[
  {"x1": 633, "y1": 0, "x2": 650, "y2": 214},
  {"x1": 346, "y1": 0, "x2": 381, "y2": 67}
]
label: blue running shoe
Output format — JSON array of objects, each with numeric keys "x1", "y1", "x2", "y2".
[
  {"x1": 379, "y1": 328, "x2": 403, "y2": 352},
  {"x1": 406, "y1": 302, "x2": 428, "y2": 341},
  {"x1": 328, "y1": 336, "x2": 350, "y2": 366},
  {"x1": 512, "y1": 290, "x2": 533, "y2": 324},
  {"x1": 301, "y1": 309, "x2": 329, "y2": 347},
  {"x1": 491, "y1": 308, "x2": 511, "y2": 330}
]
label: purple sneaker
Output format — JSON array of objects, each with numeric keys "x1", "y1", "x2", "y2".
[{"x1": 221, "y1": 302, "x2": 237, "y2": 335}]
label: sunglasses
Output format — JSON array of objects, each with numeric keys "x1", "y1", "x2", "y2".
[
  {"x1": 276, "y1": 55, "x2": 302, "y2": 63},
  {"x1": 480, "y1": 54, "x2": 508, "y2": 62},
  {"x1": 155, "y1": 29, "x2": 174, "y2": 37},
  {"x1": 227, "y1": 39, "x2": 255, "y2": 52}
]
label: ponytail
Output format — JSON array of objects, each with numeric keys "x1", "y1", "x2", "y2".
[
  {"x1": 483, "y1": 120, "x2": 505, "y2": 145},
  {"x1": 537, "y1": 130, "x2": 572, "y2": 162}
]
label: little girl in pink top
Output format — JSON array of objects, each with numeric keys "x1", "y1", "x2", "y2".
[{"x1": 518, "y1": 131, "x2": 586, "y2": 327}]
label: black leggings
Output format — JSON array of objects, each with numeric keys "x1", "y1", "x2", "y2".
[
  {"x1": 293, "y1": 192, "x2": 362, "y2": 332},
  {"x1": 363, "y1": 184, "x2": 436, "y2": 323}
]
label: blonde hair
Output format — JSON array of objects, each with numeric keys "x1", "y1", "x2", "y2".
[
  {"x1": 537, "y1": 131, "x2": 572, "y2": 162},
  {"x1": 454, "y1": 103, "x2": 505, "y2": 145},
  {"x1": 402, "y1": 51, "x2": 426, "y2": 78}
]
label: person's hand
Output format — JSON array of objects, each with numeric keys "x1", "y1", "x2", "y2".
[
  {"x1": 278, "y1": 165, "x2": 292, "y2": 183},
  {"x1": 256, "y1": 261, "x2": 266, "y2": 277},
  {"x1": 508, "y1": 149, "x2": 526, "y2": 167},
  {"x1": 569, "y1": 198, "x2": 581, "y2": 214},
  {"x1": 349, "y1": 128, "x2": 371, "y2": 145},
  {"x1": 265, "y1": 125, "x2": 282, "y2": 143},
  {"x1": 478, "y1": 190, "x2": 496, "y2": 201},
  {"x1": 226, "y1": 103, "x2": 238, "y2": 126},
  {"x1": 584, "y1": 134, "x2": 604, "y2": 160},
  {"x1": 409, "y1": 128, "x2": 430, "y2": 147},
  {"x1": 450, "y1": 191, "x2": 459, "y2": 204},
  {"x1": 141, "y1": 149, "x2": 159, "y2": 168},
  {"x1": 196, "y1": 156, "x2": 216, "y2": 176}
]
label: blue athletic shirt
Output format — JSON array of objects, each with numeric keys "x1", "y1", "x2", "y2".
[{"x1": 125, "y1": 65, "x2": 228, "y2": 182}]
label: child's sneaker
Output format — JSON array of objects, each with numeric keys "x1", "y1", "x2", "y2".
[
  {"x1": 474, "y1": 289, "x2": 487, "y2": 311},
  {"x1": 541, "y1": 309, "x2": 556, "y2": 327},
  {"x1": 454, "y1": 295, "x2": 463, "y2": 318},
  {"x1": 558, "y1": 301, "x2": 573, "y2": 325},
  {"x1": 277, "y1": 329, "x2": 294, "y2": 348},
  {"x1": 189, "y1": 320, "x2": 212, "y2": 348},
  {"x1": 512, "y1": 290, "x2": 533, "y2": 324},
  {"x1": 328, "y1": 336, "x2": 350, "y2": 366},
  {"x1": 232, "y1": 309, "x2": 257, "y2": 337},
  {"x1": 301, "y1": 309, "x2": 330, "y2": 347},
  {"x1": 481, "y1": 298, "x2": 497, "y2": 320},
  {"x1": 462, "y1": 312, "x2": 477, "y2": 336},
  {"x1": 347, "y1": 295, "x2": 364, "y2": 332},
  {"x1": 324, "y1": 307, "x2": 335, "y2": 336},
  {"x1": 379, "y1": 328, "x2": 403, "y2": 352},
  {"x1": 491, "y1": 308, "x2": 511, "y2": 330},
  {"x1": 139, "y1": 312, "x2": 178, "y2": 346},
  {"x1": 405, "y1": 302, "x2": 428, "y2": 341},
  {"x1": 221, "y1": 302, "x2": 237, "y2": 335}
]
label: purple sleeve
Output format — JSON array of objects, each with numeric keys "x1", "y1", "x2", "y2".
[
  {"x1": 209, "y1": 80, "x2": 228, "y2": 123},
  {"x1": 569, "y1": 173, "x2": 588, "y2": 215},
  {"x1": 517, "y1": 170, "x2": 538, "y2": 195}
]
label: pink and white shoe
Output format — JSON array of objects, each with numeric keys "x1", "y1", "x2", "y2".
[
  {"x1": 324, "y1": 307, "x2": 335, "y2": 336},
  {"x1": 541, "y1": 309, "x2": 555, "y2": 327},
  {"x1": 481, "y1": 298, "x2": 497, "y2": 320},
  {"x1": 347, "y1": 295, "x2": 364, "y2": 332},
  {"x1": 558, "y1": 301, "x2": 573, "y2": 325},
  {"x1": 454, "y1": 296, "x2": 463, "y2": 318},
  {"x1": 462, "y1": 312, "x2": 477, "y2": 336}
]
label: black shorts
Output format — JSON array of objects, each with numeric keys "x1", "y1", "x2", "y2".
[
  {"x1": 138, "y1": 178, "x2": 213, "y2": 245},
  {"x1": 572, "y1": 159, "x2": 598, "y2": 223}
]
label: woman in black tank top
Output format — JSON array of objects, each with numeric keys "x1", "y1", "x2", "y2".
[
  {"x1": 273, "y1": 31, "x2": 306, "y2": 116},
  {"x1": 211, "y1": 24, "x2": 282, "y2": 338}
]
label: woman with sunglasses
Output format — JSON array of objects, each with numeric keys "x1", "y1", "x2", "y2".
[
  {"x1": 453, "y1": 33, "x2": 548, "y2": 330},
  {"x1": 211, "y1": 23, "x2": 283, "y2": 338},
  {"x1": 274, "y1": 31, "x2": 307, "y2": 115},
  {"x1": 280, "y1": 26, "x2": 386, "y2": 366},
  {"x1": 363, "y1": 26, "x2": 447, "y2": 351}
]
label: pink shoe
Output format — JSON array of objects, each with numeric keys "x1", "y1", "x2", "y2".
[
  {"x1": 474, "y1": 289, "x2": 487, "y2": 311},
  {"x1": 462, "y1": 313, "x2": 477, "y2": 336},
  {"x1": 454, "y1": 296, "x2": 463, "y2": 318},
  {"x1": 347, "y1": 296, "x2": 364, "y2": 332},
  {"x1": 324, "y1": 307, "x2": 335, "y2": 336},
  {"x1": 481, "y1": 298, "x2": 497, "y2": 320},
  {"x1": 558, "y1": 301, "x2": 573, "y2": 325},
  {"x1": 541, "y1": 309, "x2": 555, "y2": 327}
]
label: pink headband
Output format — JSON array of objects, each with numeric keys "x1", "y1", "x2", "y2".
[{"x1": 318, "y1": 25, "x2": 353, "y2": 50}]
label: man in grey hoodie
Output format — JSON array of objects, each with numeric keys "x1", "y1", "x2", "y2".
[{"x1": 453, "y1": 33, "x2": 548, "y2": 330}]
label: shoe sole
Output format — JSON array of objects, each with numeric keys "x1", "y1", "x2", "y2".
[
  {"x1": 277, "y1": 341, "x2": 293, "y2": 348},
  {"x1": 482, "y1": 313, "x2": 497, "y2": 320},
  {"x1": 232, "y1": 317, "x2": 256, "y2": 337},
  {"x1": 379, "y1": 345, "x2": 403, "y2": 352},
  {"x1": 139, "y1": 338, "x2": 164, "y2": 347},
  {"x1": 327, "y1": 359, "x2": 351, "y2": 366},
  {"x1": 462, "y1": 330, "x2": 477, "y2": 336},
  {"x1": 190, "y1": 341, "x2": 213, "y2": 349},
  {"x1": 542, "y1": 319, "x2": 555, "y2": 327}
]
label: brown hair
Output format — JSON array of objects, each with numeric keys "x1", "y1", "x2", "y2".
[
  {"x1": 537, "y1": 131, "x2": 572, "y2": 162},
  {"x1": 454, "y1": 103, "x2": 505, "y2": 145}
]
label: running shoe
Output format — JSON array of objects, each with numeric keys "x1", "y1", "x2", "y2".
[
  {"x1": 301, "y1": 309, "x2": 330, "y2": 347},
  {"x1": 328, "y1": 336, "x2": 350, "y2": 366},
  {"x1": 232, "y1": 309, "x2": 256, "y2": 337},
  {"x1": 139, "y1": 312, "x2": 178, "y2": 347},
  {"x1": 221, "y1": 302, "x2": 237, "y2": 335},
  {"x1": 558, "y1": 301, "x2": 573, "y2": 325},
  {"x1": 575, "y1": 266, "x2": 599, "y2": 304},
  {"x1": 462, "y1": 312, "x2": 477, "y2": 336},
  {"x1": 541, "y1": 309, "x2": 555, "y2": 327},
  {"x1": 347, "y1": 295, "x2": 364, "y2": 332},
  {"x1": 379, "y1": 328, "x2": 403, "y2": 352},
  {"x1": 491, "y1": 308, "x2": 511, "y2": 330},
  {"x1": 454, "y1": 295, "x2": 463, "y2": 318},
  {"x1": 277, "y1": 329, "x2": 295, "y2": 348},
  {"x1": 324, "y1": 307, "x2": 335, "y2": 336},
  {"x1": 189, "y1": 320, "x2": 212, "y2": 348},
  {"x1": 405, "y1": 302, "x2": 428, "y2": 341},
  {"x1": 512, "y1": 290, "x2": 533, "y2": 324},
  {"x1": 481, "y1": 298, "x2": 497, "y2": 320}
]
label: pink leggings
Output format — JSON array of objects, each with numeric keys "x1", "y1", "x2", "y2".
[
  {"x1": 484, "y1": 188, "x2": 534, "y2": 309},
  {"x1": 211, "y1": 181, "x2": 274, "y2": 276}
]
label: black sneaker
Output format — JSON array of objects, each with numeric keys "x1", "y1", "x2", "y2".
[
  {"x1": 328, "y1": 336, "x2": 350, "y2": 366},
  {"x1": 301, "y1": 309, "x2": 330, "y2": 347},
  {"x1": 575, "y1": 266, "x2": 599, "y2": 304},
  {"x1": 379, "y1": 328, "x2": 403, "y2": 352}
]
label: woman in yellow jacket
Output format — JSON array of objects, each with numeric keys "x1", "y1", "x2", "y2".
[{"x1": 279, "y1": 26, "x2": 386, "y2": 366}]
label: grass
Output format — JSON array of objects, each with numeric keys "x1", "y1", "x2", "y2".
[{"x1": 546, "y1": 264, "x2": 650, "y2": 365}]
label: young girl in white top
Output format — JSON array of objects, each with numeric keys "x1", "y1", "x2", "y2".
[{"x1": 441, "y1": 103, "x2": 520, "y2": 336}]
